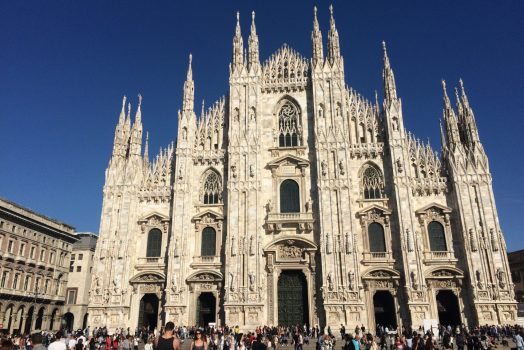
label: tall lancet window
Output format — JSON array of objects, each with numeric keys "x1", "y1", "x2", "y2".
[
  {"x1": 278, "y1": 101, "x2": 300, "y2": 147},
  {"x1": 202, "y1": 170, "x2": 222, "y2": 204},
  {"x1": 146, "y1": 229, "x2": 162, "y2": 257},
  {"x1": 361, "y1": 164, "x2": 384, "y2": 199}
]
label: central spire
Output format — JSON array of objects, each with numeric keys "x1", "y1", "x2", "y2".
[
  {"x1": 311, "y1": 6, "x2": 324, "y2": 66},
  {"x1": 327, "y1": 4, "x2": 341, "y2": 64}
]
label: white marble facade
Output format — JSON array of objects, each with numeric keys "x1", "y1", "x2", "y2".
[{"x1": 87, "y1": 7, "x2": 517, "y2": 332}]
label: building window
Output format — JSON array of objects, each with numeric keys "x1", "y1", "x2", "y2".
[
  {"x1": 201, "y1": 227, "x2": 216, "y2": 257},
  {"x1": 30, "y1": 246, "x2": 35, "y2": 259},
  {"x1": 1, "y1": 271, "x2": 8, "y2": 288},
  {"x1": 278, "y1": 101, "x2": 300, "y2": 147},
  {"x1": 76, "y1": 266, "x2": 81, "y2": 272},
  {"x1": 8, "y1": 240, "x2": 14, "y2": 253},
  {"x1": 146, "y1": 229, "x2": 162, "y2": 257},
  {"x1": 78, "y1": 254, "x2": 83, "y2": 260},
  {"x1": 428, "y1": 221, "x2": 447, "y2": 252},
  {"x1": 71, "y1": 254, "x2": 75, "y2": 260},
  {"x1": 368, "y1": 223, "x2": 386, "y2": 252},
  {"x1": 12, "y1": 274, "x2": 19, "y2": 290},
  {"x1": 50, "y1": 252, "x2": 55, "y2": 264},
  {"x1": 35, "y1": 277, "x2": 41, "y2": 291},
  {"x1": 202, "y1": 170, "x2": 222, "y2": 204},
  {"x1": 362, "y1": 164, "x2": 384, "y2": 199},
  {"x1": 69, "y1": 265, "x2": 74, "y2": 273},
  {"x1": 40, "y1": 250, "x2": 45, "y2": 262},
  {"x1": 66, "y1": 289, "x2": 77, "y2": 304},
  {"x1": 24, "y1": 276, "x2": 30, "y2": 290},
  {"x1": 280, "y1": 179, "x2": 300, "y2": 213},
  {"x1": 44, "y1": 279, "x2": 49, "y2": 294},
  {"x1": 19, "y1": 243, "x2": 25, "y2": 255}
]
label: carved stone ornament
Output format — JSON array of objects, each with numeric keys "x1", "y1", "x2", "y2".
[
  {"x1": 279, "y1": 241, "x2": 304, "y2": 259},
  {"x1": 469, "y1": 229, "x2": 478, "y2": 251}
]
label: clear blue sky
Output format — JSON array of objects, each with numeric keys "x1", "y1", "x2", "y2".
[{"x1": 1, "y1": 1, "x2": 523, "y2": 250}]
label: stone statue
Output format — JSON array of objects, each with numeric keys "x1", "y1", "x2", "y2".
[
  {"x1": 178, "y1": 165, "x2": 184, "y2": 180},
  {"x1": 305, "y1": 197, "x2": 312, "y2": 212},
  {"x1": 411, "y1": 271, "x2": 418, "y2": 290},
  {"x1": 338, "y1": 161, "x2": 345, "y2": 175},
  {"x1": 231, "y1": 164, "x2": 237, "y2": 178},
  {"x1": 248, "y1": 273, "x2": 256, "y2": 291},
  {"x1": 348, "y1": 270, "x2": 355, "y2": 290},
  {"x1": 229, "y1": 272, "x2": 236, "y2": 291},
  {"x1": 321, "y1": 160, "x2": 327, "y2": 176},
  {"x1": 476, "y1": 270, "x2": 484, "y2": 290},
  {"x1": 490, "y1": 228, "x2": 499, "y2": 251},
  {"x1": 497, "y1": 268, "x2": 506, "y2": 289},
  {"x1": 266, "y1": 200, "x2": 273, "y2": 213},
  {"x1": 327, "y1": 272, "x2": 333, "y2": 291},
  {"x1": 171, "y1": 273, "x2": 178, "y2": 292},
  {"x1": 249, "y1": 164, "x2": 255, "y2": 178}
]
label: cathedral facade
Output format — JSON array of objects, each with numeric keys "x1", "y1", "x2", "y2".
[{"x1": 87, "y1": 7, "x2": 517, "y2": 332}]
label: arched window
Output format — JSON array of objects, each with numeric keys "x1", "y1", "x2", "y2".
[
  {"x1": 202, "y1": 171, "x2": 222, "y2": 204},
  {"x1": 146, "y1": 229, "x2": 162, "y2": 257},
  {"x1": 278, "y1": 101, "x2": 300, "y2": 147},
  {"x1": 362, "y1": 164, "x2": 384, "y2": 199},
  {"x1": 280, "y1": 179, "x2": 300, "y2": 213},
  {"x1": 368, "y1": 223, "x2": 386, "y2": 252},
  {"x1": 201, "y1": 227, "x2": 216, "y2": 256},
  {"x1": 428, "y1": 221, "x2": 447, "y2": 251}
]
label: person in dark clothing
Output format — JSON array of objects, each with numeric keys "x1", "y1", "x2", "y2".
[
  {"x1": 155, "y1": 322, "x2": 181, "y2": 350},
  {"x1": 252, "y1": 335, "x2": 266, "y2": 350}
]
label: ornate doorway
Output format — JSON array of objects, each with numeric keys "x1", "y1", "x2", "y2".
[
  {"x1": 138, "y1": 293, "x2": 159, "y2": 332},
  {"x1": 278, "y1": 270, "x2": 308, "y2": 326},
  {"x1": 62, "y1": 312, "x2": 74, "y2": 332},
  {"x1": 373, "y1": 291, "x2": 397, "y2": 330},
  {"x1": 197, "y1": 292, "x2": 216, "y2": 326},
  {"x1": 436, "y1": 290, "x2": 461, "y2": 327}
]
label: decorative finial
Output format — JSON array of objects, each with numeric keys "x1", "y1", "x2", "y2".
[
  {"x1": 329, "y1": 4, "x2": 334, "y2": 16},
  {"x1": 237, "y1": 11, "x2": 240, "y2": 23},
  {"x1": 252, "y1": 10, "x2": 255, "y2": 21},
  {"x1": 189, "y1": 53, "x2": 192, "y2": 66},
  {"x1": 382, "y1": 41, "x2": 387, "y2": 52},
  {"x1": 122, "y1": 95, "x2": 127, "y2": 107},
  {"x1": 441, "y1": 79, "x2": 446, "y2": 91},
  {"x1": 138, "y1": 93, "x2": 142, "y2": 107}
]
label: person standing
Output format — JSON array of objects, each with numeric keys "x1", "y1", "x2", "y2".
[
  {"x1": 515, "y1": 332, "x2": 524, "y2": 350},
  {"x1": 48, "y1": 332, "x2": 68, "y2": 350},
  {"x1": 155, "y1": 322, "x2": 181, "y2": 350},
  {"x1": 30, "y1": 333, "x2": 46, "y2": 350}
]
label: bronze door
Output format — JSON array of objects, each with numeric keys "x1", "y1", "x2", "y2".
[{"x1": 278, "y1": 270, "x2": 308, "y2": 326}]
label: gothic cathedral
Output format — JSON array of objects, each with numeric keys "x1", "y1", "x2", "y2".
[{"x1": 88, "y1": 7, "x2": 517, "y2": 331}]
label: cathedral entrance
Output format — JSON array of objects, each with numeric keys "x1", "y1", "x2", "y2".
[
  {"x1": 197, "y1": 292, "x2": 216, "y2": 326},
  {"x1": 436, "y1": 290, "x2": 461, "y2": 327},
  {"x1": 373, "y1": 291, "x2": 397, "y2": 330},
  {"x1": 278, "y1": 270, "x2": 308, "y2": 326},
  {"x1": 138, "y1": 293, "x2": 159, "y2": 332}
]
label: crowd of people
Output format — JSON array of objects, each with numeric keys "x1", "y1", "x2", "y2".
[{"x1": 1, "y1": 323, "x2": 523, "y2": 350}]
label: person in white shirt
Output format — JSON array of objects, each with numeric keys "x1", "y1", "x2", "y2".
[
  {"x1": 68, "y1": 335, "x2": 77, "y2": 350},
  {"x1": 48, "y1": 332, "x2": 68, "y2": 350}
]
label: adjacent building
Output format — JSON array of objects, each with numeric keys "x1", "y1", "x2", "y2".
[
  {"x1": 63, "y1": 232, "x2": 98, "y2": 332},
  {"x1": 508, "y1": 250, "x2": 524, "y2": 318},
  {"x1": 88, "y1": 6, "x2": 517, "y2": 331},
  {"x1": 0, "y1": 198, "x2": 78, "y2": 334}
]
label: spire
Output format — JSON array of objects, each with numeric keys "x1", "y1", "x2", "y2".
[
  {"x1": 124, "y1": 102, "x2": 132, "y2": 135},
  {"x1": 182, "y1": 54, "x2": 195, "y2": 113},
  {"x1": 382, "y1": 41, "x2": 398, "y2": 106},
  {"x1": 441, "y1": 79, "x2": 461, "y2": 146},
  {"x1": 232, "y1": 11, "x2": 244, "y2": 71},
  {"x1": 311, "y1": 6, "x2": 324, "y2": 66},
  {"x1": 201, "y1": 99, "x2": 205, "y2": 119},
  {"x1": 248, "y1": 11, "x2": 260, "y2": 70},
  {"x1": 133, "y1": 94, "x2": 143, "y2": 129},
  {"x1": 327, "y1": 4, "x2": 341, "y2": 64},
  {"x1": 457, "y1": 79, "x2": 480, "y2": 145},
  {"x1": 112, "y1": 96, "x2": 127, "y2": 158},
  {"x1": 118, "y1": 95, "x2": 126, "y2": 125}
]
